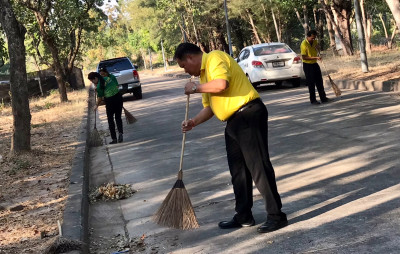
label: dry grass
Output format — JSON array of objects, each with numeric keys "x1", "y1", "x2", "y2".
[
  {"x1": 319, "y1": 47, "x2": 400, "y2": 81},
  {"x1": 140, "y1": 47, "x2": 400, "y2": 82},
  {"x1": 0, "y1": 89, "x2": 88, "y2": 253}
]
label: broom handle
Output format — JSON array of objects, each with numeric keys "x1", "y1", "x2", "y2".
[
  {"x1": 94, "y1": 89, "x2": 97, "y2": 129},
  {"x1": 317, "y1": 50, "x2": 329, "y2": 76},
  {"x1": 178, "y1": 94, "x2": 190, "y2": 180}
]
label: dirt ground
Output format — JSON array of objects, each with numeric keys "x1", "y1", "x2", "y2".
[
  {"x1": 0, "y1": 89, "x2": 87, "y2": 253},
  {"x1": 0, "y1": 46, "x2": 399, "y2": 254}
]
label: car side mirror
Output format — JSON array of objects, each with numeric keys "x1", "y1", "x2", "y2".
[
  {"x1": 134, "y1": 65, "x2": 138, "y2": 69},
  {"x1": 235, "y1": 58, "x2": 240, "y2": 63}
]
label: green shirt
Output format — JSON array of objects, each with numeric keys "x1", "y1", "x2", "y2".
[
  {"x1": 97, "y1": 74, "x2": 119, "y2": 98},
  {"x1": 300, "y1": 39, "x2": 318, "y2": 64}
]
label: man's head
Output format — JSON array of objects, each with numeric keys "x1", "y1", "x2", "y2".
[
  {"x1": 99, "y1": 67, "x2": 109, "y2": 77},
  {"x1": 174, "y1": 43, "x2": 203, "y2": 76},
  {"x1": 88, "y1": 72, "x2": 99, "y2": 84},
  {"x1": 306, "y1": 30, "x2": 318, "y2": 44}
]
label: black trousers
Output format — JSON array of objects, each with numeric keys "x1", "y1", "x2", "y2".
[
  {"x1": 104, "y1": 93, "x2": 123, "y2": 140},
  {"x1": 225, "y1": 99, "x2": 286, "y2": 222},
  {"x1": 303, "y1": 62, "x2": 327, "y2": 102}
]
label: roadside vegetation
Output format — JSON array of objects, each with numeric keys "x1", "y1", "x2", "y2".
[{"x1": 0, "y1": 89, "x2": 87, "y2": 253}]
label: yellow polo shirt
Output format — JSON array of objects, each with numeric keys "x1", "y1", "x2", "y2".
[
  {"x1": 200, "y1": 51, "x2": 260, "y2": 121},
  {"x1": 300, "y1": 39, "x2": 318, "y2": 64}
]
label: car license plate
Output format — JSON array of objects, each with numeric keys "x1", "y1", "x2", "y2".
[{"x1": 272, "y1": 61, "x2": 285, "y2": 67}]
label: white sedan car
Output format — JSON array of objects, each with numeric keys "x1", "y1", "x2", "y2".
[{"x1": 237, "y1": 42, "x2": 305, "y2": 88}]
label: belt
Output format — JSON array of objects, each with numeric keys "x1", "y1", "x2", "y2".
[{"x1": 226, "y1": 98, "x2": 262, "y2": 122}]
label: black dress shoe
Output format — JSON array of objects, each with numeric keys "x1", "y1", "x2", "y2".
[
  {"x1": 321, "y1": 98, "x2": 332, "y2": 103},
  {"x1": 257, "y1": 219, "x2": 288, "y2": 233},
  {"x1": 118, "y1": 133, "x2": 123, "y2": 143},
  {"x1": 218, "y1": 216, "x2": 255, "y2": 229},
  {"x1": 109, "y1": 139, "x2": 118, "y2": 144},
  {"x1": 311, "y1": 101, "x2": 321, "y2": 105}
]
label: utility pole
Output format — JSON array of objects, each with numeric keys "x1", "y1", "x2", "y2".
[
  {"x1": 354, "y1": 0, "x2": 369, "y2": 73},
  {"x1": 224, "y1": 0, "x2": 233, "y2": 56},
  {"x1": 148, "y1": 48, "x2": 153, "y2": 71},
  {"x1": 161, "y1": 39, "x2": 167, "y2": 72}
]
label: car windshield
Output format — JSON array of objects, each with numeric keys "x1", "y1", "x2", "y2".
[
  {"x1": 253, "y1": 45, "x2": 292, "y2": 56},
  {"x1": 98, "y1": 59, "x2": 133, "y2": 72}
]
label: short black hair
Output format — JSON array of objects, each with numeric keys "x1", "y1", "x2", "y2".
[
  {"x1": 99, "y1": 67, "x2": 109, "y2": 74},
  {"x1": 174, "y1": 43, "x2": 202, "y2": 60},
  {"x1": 307, "y1": 30, "x2": 318, "y2": 37},
  {"x1": 88, "y1": 72, "x2": 101, "y2": 80},
  {"x1": 88, "y1": 72, "x2": 105, "y2": 89}
]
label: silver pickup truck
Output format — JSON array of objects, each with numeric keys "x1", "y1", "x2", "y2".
[{"x1": 97, "y1": 57, "x2": 142, "y2": 99}]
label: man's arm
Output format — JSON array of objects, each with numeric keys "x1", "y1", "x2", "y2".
[
  {"x1": 182, "y1": 106, "x2": 214, "y2": 132},
  {"x1": 185, "y1": 79, "x2": 229, "y2": 94},
  {"x1": 302, "y1": 55, "x2": 321, "y2": 61}
]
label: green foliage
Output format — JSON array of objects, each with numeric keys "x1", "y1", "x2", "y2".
[
  {"x1": 77, "y1": 0, "x2": 400, "y2": 68},
  {"x1": 49, "y1": 89, "x2": 59, "y2": 96}
]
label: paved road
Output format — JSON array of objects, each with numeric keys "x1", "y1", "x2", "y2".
[{"x1": 89, "y1": 74, "x2": 400, "y2": 253}]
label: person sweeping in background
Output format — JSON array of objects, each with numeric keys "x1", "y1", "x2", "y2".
[
  {"x1": 88, "y1": 70, "x2": 124, "y2": 144},
  {"x1": 175, "y1": 43, "x2": 288, "y2": 233},
  {"x1": 301, "y1": 30, "x2": 331, "y2": 105}
]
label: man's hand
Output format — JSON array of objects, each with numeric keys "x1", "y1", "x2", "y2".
[
  {"x1": 184, "y1": 82, "x2": 197, "y2": 95},
  {"x1": 182, "y1": 119, "x2": 195, "y2": 132}
]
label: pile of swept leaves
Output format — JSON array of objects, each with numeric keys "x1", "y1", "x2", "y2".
[{"x1": 89, "y1": 182, "x2": 136, "y2": 203}]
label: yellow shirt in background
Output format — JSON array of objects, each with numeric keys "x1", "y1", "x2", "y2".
[
  {"x1": 200, "y1": 51, "x2": 260, "y2": 121},
  {"x1": 301, "y1": 39, "x2": 318, "y2": 64}
]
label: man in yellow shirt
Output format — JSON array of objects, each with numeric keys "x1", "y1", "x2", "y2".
[
  {"x1": 301, "y1": 30, "x2": 330, "y2": 105},
  {"x1": 174, "y1": 43, "x2": 287, "y2": 233}
]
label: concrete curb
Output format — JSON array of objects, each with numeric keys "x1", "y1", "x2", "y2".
[
  {"x1": 161, "y1": 73, "x2": 191, "y2": 79},
  {"x1": 324, "y1": 78, "x2": 400, "y2": 92},
  {"x1": 161, "y1": 71, "x2": 400, "y2": 93},
  {"x1": 60, "y1": 88, "x2": 93, "y2": 253}
]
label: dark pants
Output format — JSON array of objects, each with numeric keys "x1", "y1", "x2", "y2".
[
  {"x1": 225, "y1": 99, "x2": 286, "y2": 222},
  {"x1": 104, "y1": 93, "x2": 123, "y2": 140},
  {"x1": 303, "y1": 62, "x2": 327, "y2": 102}
]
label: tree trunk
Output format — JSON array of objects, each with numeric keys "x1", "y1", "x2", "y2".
[
  {"x1": 314, "y1": 8, "x2": 325, "y2": 50},
  {"x1": 325, "y1": 11, "x2": 338, "y2": 55},
  {"x1": 320, "y1": 0, "x2": 353, "y2": 56},
  {"x1": 213, "y1": 23, "x2": 229, "y2": 52},
  {"x1": 331, "y1": 0, "x2": 354, "y2": 55},
  {"x1": 360, "y1": 0, "x2": 371, "y2": 54},
  {"x1": 0, "y1": 0, "x2": 31, "y2": 153},
  {"x1": 34, "y1": 11, "x2": 68, "y2": 102},
  {"x1": 386, "y1": 0, "x2": 400, "y2": 34},
  {"x1": 379, "y1": 13, "x2": 391, "y2": 48},
  {"x1": 295, "y1": 7, "x2": 309, "y2": 38},
  {"x1": 261, "y1": 3, "x2": 272, "y2": 42},
  {"x1": 266, "y1": 0, "x2": 280, "y2": 42},
  {"x1": 246, "y1": 8, "x2": 262, "y2": 44}
]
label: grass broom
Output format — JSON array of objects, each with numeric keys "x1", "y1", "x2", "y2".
[
  {"x1": 319, "y1": 54, "x2": 342, "y2": 97},
  {"x1": 89, "y1": 91, "x2": 103, "y2": 147},
  {"x1": 122, "y1": 106, "x2": 137, "y2": 124},
  {"x1": 154, "y1": 94, "x2": 199, "y2": 230}
]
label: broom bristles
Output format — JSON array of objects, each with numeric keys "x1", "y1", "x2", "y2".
[
  {"x1": 89, "y1": 128, "x2": 103, "y2": 147},
  {"x1": 123, "y1": 107, "x2": 137, "y2": 124},
  {"x1": 328, "y1": 75, "x2": 342, "y2": 97},
  {"x1": 154, "y1": 180, "x2": 199, "y2": 230}
]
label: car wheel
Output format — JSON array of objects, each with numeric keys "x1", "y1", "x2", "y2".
[
  {"x1": 291, "y1": 78, "x2": 301, "y2": 87},
  {"x1": 133, "y1": 86, "x2": 142, "y2": 99},
  {"x1": 247, "y1": 75, "x2": 259, "y2": 88},
  {"x1": 275, "y1": 81, "x2": 283, "y2": 87}
]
